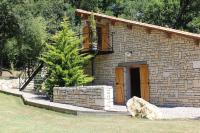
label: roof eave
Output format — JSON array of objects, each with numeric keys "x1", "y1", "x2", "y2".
[{"x1": 76, "y1": 9, "x2": 200, "y2": 40}]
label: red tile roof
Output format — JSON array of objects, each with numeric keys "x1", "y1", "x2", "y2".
[{"x1": 76, "y1": 9, "x2": 200, "y2": 40}]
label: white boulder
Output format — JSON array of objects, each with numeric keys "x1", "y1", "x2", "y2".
[{"x1": 126, "y1": 96, "x2": 162, "y2": 120}]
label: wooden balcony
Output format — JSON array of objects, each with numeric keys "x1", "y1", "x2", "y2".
[{"x1": 79, "y1": 32, "x2": 114, "y2": 55}]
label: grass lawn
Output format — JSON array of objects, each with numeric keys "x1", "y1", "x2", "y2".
[{"x1": 0, "y1": 93, "x2": 199, "y2": 133}]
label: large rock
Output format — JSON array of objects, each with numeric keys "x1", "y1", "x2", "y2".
[{"x1": 126, "y1": 96, "x2": 162, "y2": 120}]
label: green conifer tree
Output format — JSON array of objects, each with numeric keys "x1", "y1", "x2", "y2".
[{"x1": 40, "y1": 19, "x2": 93, "y2": 97}]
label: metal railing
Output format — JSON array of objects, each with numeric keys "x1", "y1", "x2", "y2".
[{"x1": 19, "y1": 62, "x2": 44, "y2": 91}]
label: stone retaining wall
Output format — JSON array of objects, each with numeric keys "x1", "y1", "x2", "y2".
[
  {"x1": 0, "y1": 79, "x2": 19, "y2": 90},
  {"x1": 53, "y1": 86, "x2": 113, "y2": 110}
]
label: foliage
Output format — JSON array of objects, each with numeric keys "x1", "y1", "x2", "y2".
[
  {"x1": 0, "y1": 0, "x2": 75, "y2": 69},
  {"x1": 138, "y1": 0, "x2": 200, "y2": 33},
  {"x1": 188, "y1": 17, "x2": 200, "y2": 33},
  {"x1": 0, "y1": 0, "x2": 46, "y2": 68},
  {"x1": 67, "y1": 0, "x2": 200, "y2": 33},
  {"x1": 67, "y1": 0, "x2": 117, "y2": 13},
  {"x1": 0, "y1": 0, "x2": 20, "y2": 68},
  {"x1": 32, "y1": 0, "x2": 75, "y2": 34},
  {"x1": 114, "y1": 0, "x2": 149, "y2": 19},
  {"x1": 88, "y1": 13, "x2": 97, "y2": 47},
  {"x1": 17, "y1": 16, "x2": 47, "y2": 67},
  {"x1": 2, "y1": 38, "x2": 18, "y2": 70},
  {"x1": 0, "y1": 0, "x2": 20, "y2": 43},
  {"x1": 138, "y1": 0, "x2": 179, "y2": 27},
  {"x1": 40, "y1": 20, "x2": 93, "y2": 97},
  {"x1": 1, "y1": 0, "x2": 200, "y2": 70}
]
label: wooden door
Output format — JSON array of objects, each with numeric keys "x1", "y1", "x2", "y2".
[
  {"x1": 115, "y1": 67, "x2": 125, "y2": 105},
  {"x1": 139, "y1": 64, "x2": 150, "y2": 101}
]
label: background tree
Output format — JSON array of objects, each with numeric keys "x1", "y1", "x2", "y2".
[
  {"x1": 0, "y1": 0, "x2": 75, "y2": 69},
  {"x1": 138, "y1": 0, "x2": 200, "y2": 33},
  {"x1": 0, "y1": 0, "x2": 20, "y2": 68},
  {"x1": 113, "y1": 0, "x2": 149, "y2": 18},
  {"x1": 66, "y1": 0, "x2": 127, "y2": 17},
  {"x1": 1, "y1": 0, "x2": 200, "y2": 70},
  {"x1": 40, "y1": 19, "x2": 93, "y2": 97}
]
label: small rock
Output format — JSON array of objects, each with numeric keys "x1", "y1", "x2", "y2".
[{"x1": 126, "y1": 96, "x2": 162, "y2": 120}]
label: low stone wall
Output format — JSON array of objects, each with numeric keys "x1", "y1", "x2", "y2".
[
  {"x1": 0, "y1": 79, "x2": 19, "y2": 90},
  {"x1": 53, "y1": 86, "x2": 113, "y2": 110}
]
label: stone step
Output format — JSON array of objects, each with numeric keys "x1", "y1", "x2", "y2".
[
  {"x1": 77, "y1": 111, "x2": 130, "y2": 116},
  {"x1": 23, "y1": 81, "x2": 34, "y2": 93}
]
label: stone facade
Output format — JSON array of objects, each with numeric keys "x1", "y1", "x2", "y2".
[
  {"x1": 85, "y1": 21, "x2": 200, "y2": 107},
  {"x1": 53, "y1": 86, "x2": 113, "y2": 110}
]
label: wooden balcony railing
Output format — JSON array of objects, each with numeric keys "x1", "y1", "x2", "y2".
[{"x1": 78, "y1": 32, "x2": 114, "y2": 55}]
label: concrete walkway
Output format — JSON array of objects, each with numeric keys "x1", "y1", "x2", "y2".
[
  {"x1": 0, "y1": 80, "x2": 128, "y2": 116},
  {"x1": 160, "y1": 107, "x2": 200, "y2": 119}
]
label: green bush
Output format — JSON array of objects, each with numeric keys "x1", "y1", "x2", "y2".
[{"x1": 40, "y1": 19, "x2": 93, "y2": 98}]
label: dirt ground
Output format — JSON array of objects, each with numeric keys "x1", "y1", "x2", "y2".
[{"x1": 0, "y1": 71, "x2": 21, "y2": 78}]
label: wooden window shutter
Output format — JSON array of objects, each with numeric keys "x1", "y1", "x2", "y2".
[
  {"x1": 140, "y1": 64, "x2": 150, "y2": 101},
  {"x1": 115, "y1": 67, "x2": 125, "y2": 105},
  {"x1": 101, "y1": 24, "x2": 109, "y2": 50},
  {"x1": 83, "y1": 25, "x2": 90, "y2": 49}
]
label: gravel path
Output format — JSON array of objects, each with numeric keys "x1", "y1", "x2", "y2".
[{"x1": 160, "y1": 107, "x2": 200, "y2": 119}]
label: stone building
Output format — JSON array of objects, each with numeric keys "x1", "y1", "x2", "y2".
[{"x1": 76, "y1": 9, "x2": 200, "y2": 107}]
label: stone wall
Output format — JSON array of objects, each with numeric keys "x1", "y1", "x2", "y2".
[
  {"x1": 53, "y1": 86, "x2": 113, "y2": 110},
  {"x1": 86, "y1": 21, "x2": 200, "y2": 107},
  {"x1": 0, "y1": 79, "x2": 19, "y2": 90}
]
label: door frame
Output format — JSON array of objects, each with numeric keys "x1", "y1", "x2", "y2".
[
  {"x1": 129, "y1": 67, "x2": 141, "y2": 98},
  {"x1": 115, "y1": 63, "x2": 150, "y2": 105},
  {"x1": 129, "y1": 64, "x2": 150, "y2": 101}
]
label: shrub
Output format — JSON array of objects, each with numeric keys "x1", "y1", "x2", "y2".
[{"x1": 40, "y1": 19, "x2": 93, "y2": 98}]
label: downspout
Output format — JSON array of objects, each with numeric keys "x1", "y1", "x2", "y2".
[
  {"x1": 91, "y1": 57, "x2": 95, "y2": 77},
  {"x1": 91, "y1": 51, "x2": 98, "y2": 85}
]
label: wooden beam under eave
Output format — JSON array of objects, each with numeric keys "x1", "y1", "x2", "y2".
[
  {"x1": 166, "y1": 32, "x2": 172, "y2": 38},
  {"x1": 95, "y1": 17, "x2": 101, "y2": 22},
  {"x1": 111, "y1": 21, "x2": 116, "y2": 26},
  {"x1": 127, "y1": 24, "x2": 133, "y2": 30},
  {"x1": 194, "y1": 39, "x2": 200, "y2": 46},
  {"x1": 82, "y1": 14, "x2": 88, "y2": 20},
  {"x1": 145, "y1": 28, "x2": 152, "y2": 34}
]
